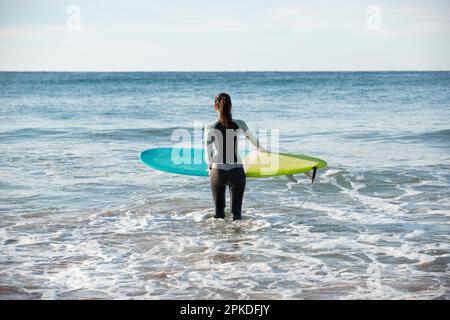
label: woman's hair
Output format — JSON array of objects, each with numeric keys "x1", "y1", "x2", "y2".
[{"x1": 215, "y1": 93, "x2": 232, "y2": 128}]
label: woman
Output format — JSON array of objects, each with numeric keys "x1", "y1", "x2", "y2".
[{"x1": 204, "y1": 93, "x2": 265, "y2": 220}]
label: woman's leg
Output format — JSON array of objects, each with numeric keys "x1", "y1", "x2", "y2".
[
  {"x1": 228, "y1": 168, "x2": 246, "y2": 220},
  {"x1": 209, "y1": 169, "x2": 226, "y2": 218}
]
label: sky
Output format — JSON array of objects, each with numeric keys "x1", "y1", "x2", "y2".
[{"x1": 0, "y1": 0, "x2": 449, "y2": 71}]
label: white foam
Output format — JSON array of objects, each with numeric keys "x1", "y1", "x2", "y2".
[
  {"x1": 1, "y1": 167, "x2": 448, "y2": 300},
  {"x1": 348, "y1": 181, "x2": 403, "y2": 215},
  {"x1": 404, "y1": 229, "x2": 425, "y2": 240}
]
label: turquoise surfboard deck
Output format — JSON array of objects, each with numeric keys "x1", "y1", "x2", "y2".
[{"x1": 140, "y1": 147, "x2": 327, "y2": 178}]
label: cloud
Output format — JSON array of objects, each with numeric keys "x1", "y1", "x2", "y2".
[
  {"x1": 366, "y1": 21, "x2": 450, "y2": 37},
  {"x1": 89, "y1": 18, "x2": 256, "y2": 34},
  {"x1": 0, "y1": 26, "x2": 62, "y2": 38},
  {"x1": 265, "y1": 7, "x2": 304, "y2": 16},
  {"x1": 363, "y1": 2, "x2": 450, "y2": 37},
  {"x1": 261, "y1": 4, "x2": 358, "y2": 32},
  {"x1": 2, "y1": 2, "x2": 449, "y2": 39},
  {"x1": 0, "y1": 18, "x2": 255, "y2": 38},
  {"x1": 154, "y1": 18, "x2": 255, "y2": 33},
  {"x1": 262, "y1": 2, "x2": 450, "y2": 36}
]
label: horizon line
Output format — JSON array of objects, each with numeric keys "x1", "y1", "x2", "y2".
[{"x1": 0, "y1": 70, "x2": 449, "y2": 73}]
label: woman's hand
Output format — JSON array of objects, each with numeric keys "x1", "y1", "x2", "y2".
[{"x1": 207, "y1": 165, "x2": 212, "y2": 176}]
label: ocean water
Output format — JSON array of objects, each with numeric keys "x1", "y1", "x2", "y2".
[{"x1": 0, "y1": 72, "x2": 449, "y2": 299}]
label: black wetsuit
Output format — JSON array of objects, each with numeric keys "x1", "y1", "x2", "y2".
[{"x1": 205, "y1": 119, "x2": 259, "y2": 220}]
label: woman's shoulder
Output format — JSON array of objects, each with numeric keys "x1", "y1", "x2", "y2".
[
  {"x1": 205, "y1": 120, "x2": 220, "y2": 129},
  {"x1": 232, "y1": 119, "x2": 248, "y2": 130}
]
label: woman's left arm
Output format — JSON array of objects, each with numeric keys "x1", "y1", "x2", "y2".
[
  {"x1": 240, "y1": 120, "x2": 267, "y2": 152},
  {"x1": 204, "y1": 125, "x2": 214, "y2": 172}
]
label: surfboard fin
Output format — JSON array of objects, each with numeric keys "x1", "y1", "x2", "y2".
[
  {"x1": 288, "y1": 166, "x2": 318, "y2": 184},
  {"x1": 286, "y1": 174, "x2": 298, "y2": 183},
  {"x1": 302, "y1": 167, "x2": 318, "y2": 184},
  {"x1": 311, "y1": 167, "x2": 317, "y2": 184}
]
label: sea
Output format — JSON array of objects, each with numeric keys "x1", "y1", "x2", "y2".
[{"x1": 0, "y1": 72, "x2": 449, "y2": 299}]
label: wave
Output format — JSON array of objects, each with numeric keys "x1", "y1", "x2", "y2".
[
  {"x1": 87, "y1": 127, "x2": 186, "y2": 141},
  {"x1": 0, "y1": 128, "x2": 68, "y2": 139},
  {"x1": 410, "y1": 129, "x2": 450, "y2": 142},
  {"x1": 343, "y1": 129, "x2": 450, "y2": 144},
  {"x1": 0, "y1": 127, "x2": 188, "y2": 142}
]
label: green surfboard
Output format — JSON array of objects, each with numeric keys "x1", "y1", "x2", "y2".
[{"x1": 140, "y1": 147, "x2": 327, "y2": 178}]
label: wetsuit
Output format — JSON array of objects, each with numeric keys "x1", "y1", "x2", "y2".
[{"x1": 204, "y1": 119, "x2": 261, "y2": 220}]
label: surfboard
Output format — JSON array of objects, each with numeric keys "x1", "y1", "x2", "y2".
[{"x1": 140, "y1": 147, "x2": 327, "y2": 178}]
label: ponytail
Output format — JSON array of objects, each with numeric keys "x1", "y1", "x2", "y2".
[{"x1": 215, "y1": 93, "x2": 232, "y2": 128}]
